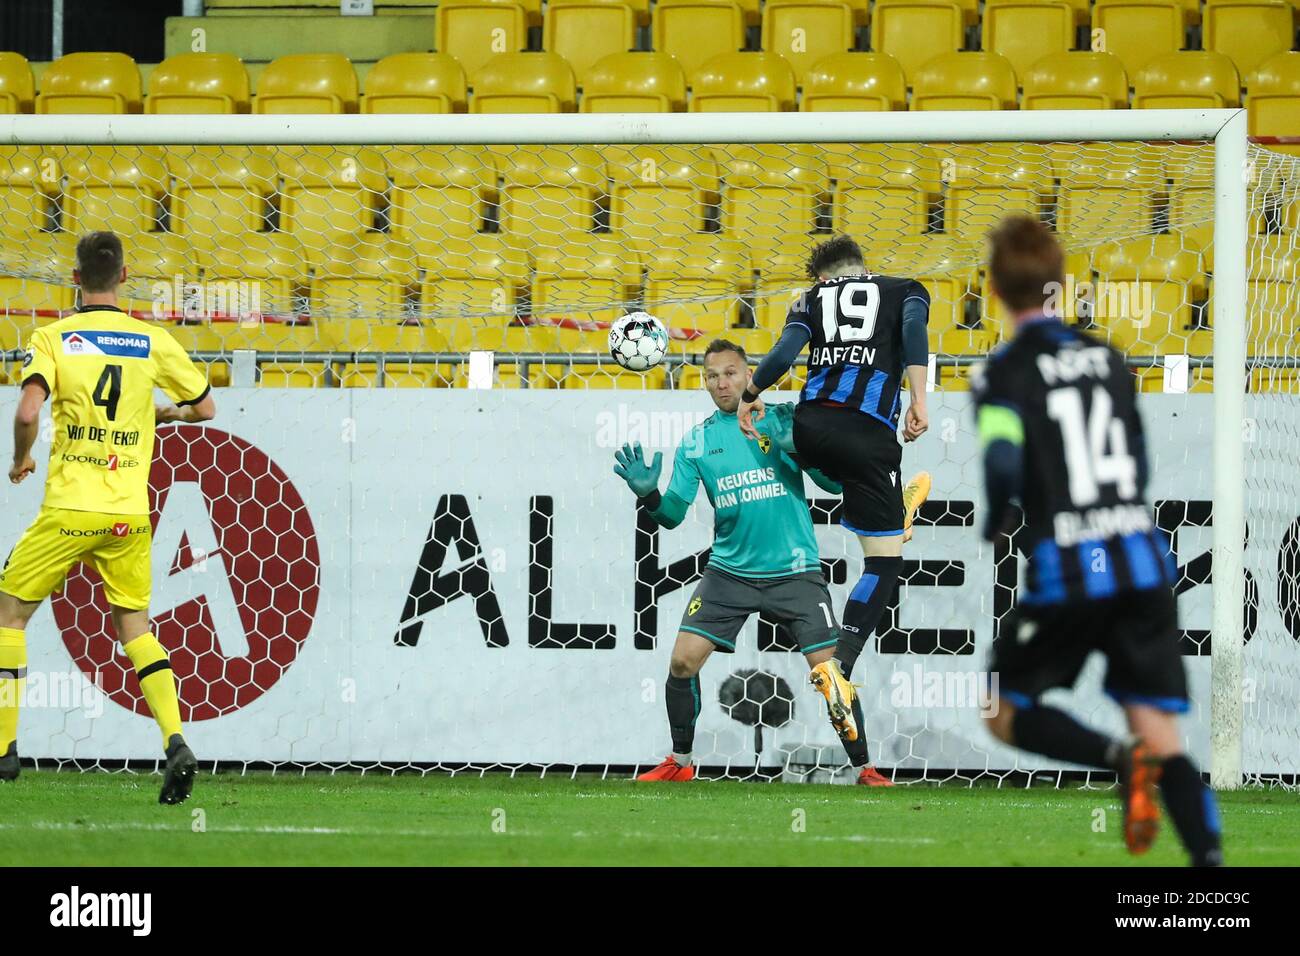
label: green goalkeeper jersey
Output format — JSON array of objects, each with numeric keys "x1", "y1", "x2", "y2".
[{"x1": 648, "y1": 402, "x2": 840, "y2": 579}]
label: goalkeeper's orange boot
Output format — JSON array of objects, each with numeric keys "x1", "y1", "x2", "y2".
[
  {"x1": 1119, "y1": 742, "x2": 1162, "y2": 854},
  {"x1": 637, "y1": 756, "x2": 694, "y2": 782},
  {"x1": 856, "y1": 764, "x2": 894, "y2": 787},
  {"x1": 902, "y1": 471, "x2": 932, "y2": 544},
  {"x1": 809, "y1": 660, "x2": 858, "y2": 742}
]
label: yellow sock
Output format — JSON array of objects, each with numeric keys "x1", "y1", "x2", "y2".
[
  {"x1": 122, "y1": 633, "x2": 183, "y2": 751},
  {"x1": 0, "y1": 626, "x2": 26, "y2": 755}
]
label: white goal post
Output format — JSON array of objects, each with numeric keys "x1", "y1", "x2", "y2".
[{"x1": 0, "y1": 108, "x2": 1279, "y2": 789}]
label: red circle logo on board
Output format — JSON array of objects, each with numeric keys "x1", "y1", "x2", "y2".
[{"x1": 54, "y1": 425, "x2": 321, "y2": 721}]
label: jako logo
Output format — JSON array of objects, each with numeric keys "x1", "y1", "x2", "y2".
[{"x1": 49, "y1": 886, "x2": 151, "y2": 936}]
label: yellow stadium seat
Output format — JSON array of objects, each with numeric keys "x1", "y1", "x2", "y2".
[
  {"x1": 982, "y1": 0, "x2": 1075, "y2": 82},
  {"x1": 498, "y1": 145, "x2": 603, "y2": 248},
  {"x1": 831, "y1": 144, "x2": 942, "y2": 245},
  {"x1": 581, "y1": 53, "x2": 687, "y2": 111},
  {"x1": 436, "y1": 0, "x2": 528, "y2": 79},
  {"x1": 421, "y1": 237, "x2": 529, "y2": 331},
  {"x1": 1166, "y1": 145, "x2": 1265, "y2": 245},
  {"x1": 1250, "y1": 52, "x2": 1300, "y2": 155},
  {"x1": 254, "y1": 54, "x2": 358, "y2": 114},
  {"x1": 556, "y1": 327, "x2": 669, "y2": 389},
  {"x1": 716, "y1": 143, "x2": 823, "y2": 266},
  {"x1": 57, "y1": 147, "x2": 168, "y2": 237},
  {"x1": 545, "y1": 0, "x2": 637, "y2": 82},
  {"x1": 36, "y1": 53, "x2": 141, "y2": 114},
  {"x1": 1092, "y1": 0, "x2": 1186, "y2": 78},
  {"x1": 1055, "y1": 143, "x2": 1164, "y2": 243},
  {"x1": 534, "y1": 242, "x2": 645, "y2": 388},
  {"x1": 310, "y1": 235, "x2": 418, "y2": 326},
  {"x1": 912, "y1": 52, "x2": 1019, "y2": 110},
  {"x1": 200, "y1": 232, "x2": 304, "y2": 322},
  {"x1": 222, "y1": 323, "x2": 333, "y2": 388},
  {"x1": 1246, "y1": 240, "x2": 1300, "y2": 371},
  {"x1": 532, "y1": 238, "x2": 641, "y2": 327},
  {"x1": 1090, "y1": 235, "x2": 1205, "y2": 356},
  {"x1": 1205, "y1": 234, "x2": 1300, "y2": 360},
  {"x1": 942, "y1": 144, "x2": 1054, "y2": 238},
  {"x1": 871, "y1": 0, "x2": 963, "y2": 85},
  {"x1": 0, "y1": 53, "x2": 35, "y2": 113},
  {"x1": 147, "y1": 53, "x2": 249, "y2": 114},
  {"x1": 1204, "y1": 0, "x2": 1295, "y2": 78},
  {"x1": 802, "y1": 53, "x2": 907, "y2": 111},
  {"x1": 388, "y1": 146, "x2": 496, "y2": 258},
  {"x1": 118, "y1": 233, "x2": 194, "y2": 319},
  {"x1": 645, "y1": 237, "x2": 749, "y2": 334},
  {"x1": 163, "y1": 322, "x2": 230, "y2": 388},
  {"x1": 447, "y1": 322, "x2": 566, "y2": 388},
  {"x1": 752, "y1": 254, "x2": 807, "y2": 331},
  {"x1": 653, "y1": 0, "x2": 746, "y2": 80},
  {"x1": 362, "y1": 53, "x2": 467, "y2": 113},
  {"x1": 1133, "y1": 51, "x2": 1242, "y2": 107},
  {"x1": 690, "y1": 53, "x2": 797, "y2": 111},
  {"x1": 168, "y1": 146, "x2": 277, "y2": 254},
  {"x1": 1022, "y1": 52, "x2": 1130, "y2": 109},
  {"x1": 0, "y1": 147, "x2": 54, "y2": 235},
  {"x1": 607, "y1": 145, "x2": 716, "y2": 253},
  {"x1": 277, "y1": 147, "x2": 386, "y2": 264},
  {"x1": 471, "y1": 52, "x2": 577, "y2": 112},
  {"x1": 859, "y1": 237, "x2": 980, "y2": 336},
  {"x1": 0, "y1": 235, "x2": 76, "y2": 331},
  {"x1": 340, "y1": 321, "x2": 453, "y2": 389},
  {"x1": 761, "y1": 1, "x2": 856, "y2": 85}
]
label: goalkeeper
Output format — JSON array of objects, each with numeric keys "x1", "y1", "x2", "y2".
[{"x1": 613, "y1": 338, "x2": 892, "y2": 786}]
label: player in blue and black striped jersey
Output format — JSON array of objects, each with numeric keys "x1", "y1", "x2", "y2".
[
  {"x1": 737, "y1": 236, "x2": 932, "y2": 746},
  {"x1": 974, "y1": 215, "x2": 1221, "y2": 867}
]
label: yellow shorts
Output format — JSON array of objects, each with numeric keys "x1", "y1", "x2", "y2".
[{"x1": 0, "y1": 507, "x2": 152, "y2": 610}]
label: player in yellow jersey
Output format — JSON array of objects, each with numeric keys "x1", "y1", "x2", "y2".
[{"x1": 0, "y1": 232, "x2": 216, "y2": 804}]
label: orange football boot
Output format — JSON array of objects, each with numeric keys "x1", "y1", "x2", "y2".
[
  {"x1": 857, "y1": 764, "x2": 894, "y2": 787},
  {"x1": 637, "y1": 756, "x2": 695, "y2": 782},
  {"x1": 902, "y1": 471, "x2": 932, "y2": 544},
  {"x1": 1119, "y1": 743, "x2": 1163, "y2": 854}
]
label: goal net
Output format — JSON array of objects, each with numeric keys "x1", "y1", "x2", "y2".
[{"x1": 0, "y1": 112, "x2": 1295, "y2": 787}]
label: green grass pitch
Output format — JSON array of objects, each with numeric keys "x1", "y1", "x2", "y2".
[{"x1": 3, "y1": 772, "x2": 1297, "y2": 866}]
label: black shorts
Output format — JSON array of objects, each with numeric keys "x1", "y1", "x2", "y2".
[
  {"x1": 679, "y1": 567, "x2": 838, "y2": 655},
  {"x1": 793, "y1": 401, "x2": 904, "y2": 536},
  {"x1": 990, "y1": 587, "x2": 1189, "y2": 713}
]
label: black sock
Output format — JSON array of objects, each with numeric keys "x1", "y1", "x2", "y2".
[
  {"x1": 841, "y1": 694, "x2": 870, "y2": 767},
  {"x1": 1159, "y1": 755, "x2": 1224, "y2": 867},
  {"x1": 836, "y1": 556, "x2": 902, "y2": 677},
  {"x1": 1011, "y1": 705, "x2": 1121, "y2": 769},
  {"x1": 665, "y1": 674, "x2": 700, "y2": 755}
]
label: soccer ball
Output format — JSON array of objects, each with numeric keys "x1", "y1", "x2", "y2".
[{"x1": 608, "y1": 312, "x2": 669, "y2": 372}]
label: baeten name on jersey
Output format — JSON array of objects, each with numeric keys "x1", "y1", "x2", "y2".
[
  {"x1": 811, "y1": 344, "x2": 877, "y2": 368},
  {"x1": 1053, "y1": 502, "x2": 1154, "y2": 548}
]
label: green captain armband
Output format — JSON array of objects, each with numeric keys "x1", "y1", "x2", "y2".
[{"x1": 978, "y1": 404, "x2": 1024, "y2": 447}]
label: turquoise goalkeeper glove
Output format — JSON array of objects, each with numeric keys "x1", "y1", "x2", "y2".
[{"x1": 613, "y1": 442, "x2": 662, "y2": 498}]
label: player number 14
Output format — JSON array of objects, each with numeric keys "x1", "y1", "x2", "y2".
[{"x1": 1046, "y1": 385, "x2": 1137, "y2": 507}]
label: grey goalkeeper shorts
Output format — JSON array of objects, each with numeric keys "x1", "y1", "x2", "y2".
[{"x1": 678, "y1": 567, "x2": 839, "y2": 654}]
